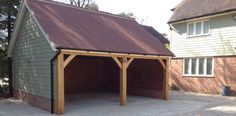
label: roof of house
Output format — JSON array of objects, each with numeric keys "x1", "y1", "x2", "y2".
[
  {"x1": 168, "y1": 0, "x2": 236, "y2": 23},
  {"x1": 141, "y1": 25, "x2": 170, "y2": 44},
  {"x1": 20, "y1": 0, "x2": 173, "y2": 56}
]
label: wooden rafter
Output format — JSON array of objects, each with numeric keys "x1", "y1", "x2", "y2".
[
  {"x1": 126, "y1": 58, "x2": 134, "y2": 67},
  {"x1": 112, "y1": 57, "x2": 122, "y2": 69},
  {"x1": 63, "y1": 54, "x2": 76, "y2": 68},
  {"x1": 111, "y1": 57, "x2": 134, "y2": 106},
  {"x1": 61, "y1": 49, "x2": 170, "y2": 60},
  {"x1": 158, "y1": 59, "x2": 166, "y2": 68}
]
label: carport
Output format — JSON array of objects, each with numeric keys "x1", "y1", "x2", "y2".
[
  {"x1": 8, "y1": 0, "x2": 173, "y2": 115},
  {"x1": 56, "y1": 50, "x2": 171, "y2": 114}
]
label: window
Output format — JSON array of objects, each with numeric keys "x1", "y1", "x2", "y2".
[
  {"x1": 198, "y1": 58, "x2": 204, "y2": 75},
  {"x1": 206, "y1": 58, "x2": 213, "y2": 75},
  {"x1": 183, "y1": 57, "x2": 213, "y2": 76},
  {"x1": 191, "y1": 58, "x2": 197, "y2": 74},
  {"x1": 196, "y1": 22, "x2": 201, "y2": 35},
  {"x1": 187, "y1": 20, "x2": 210, "y2": 36},
  {"x1": 188, "y1": 23, "x2": 194, "y2": 36},
  {"x1": 184, "y1": 59, "x2": 190, "y2": 74}
]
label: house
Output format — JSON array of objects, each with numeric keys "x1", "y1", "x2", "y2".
[
  {"x1": 7, "y1": 0, "x2": 173, "y2": 114},
  {"x1": 168, "y1": 0, "x2": 236, "y2": 95}
]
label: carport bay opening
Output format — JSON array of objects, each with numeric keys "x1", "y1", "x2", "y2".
[{"x1": 54, "y1": 49, "x2": 171, "y2": 115}]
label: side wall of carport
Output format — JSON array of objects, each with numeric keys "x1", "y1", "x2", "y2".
[
  {"x1": 64, "y1": 57, "x2": 164, "y2": 99},
  {"x1": 11, "y1": 10, "x2": 56, "y2": 111}
]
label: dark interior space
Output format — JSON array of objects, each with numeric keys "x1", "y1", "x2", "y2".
[{"x1": 64, "y1": 56, "x2": 164, "y2": 99}]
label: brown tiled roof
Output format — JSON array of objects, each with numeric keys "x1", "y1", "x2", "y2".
[
  {"x1": 141, "y1": 25, "x2": 170, "y2": 44},
  {"x1": 168, "y1": 0, "x2": 236, "y2": 23},
  {"x1": 26, "y1": 0, "x2": 173, "y2": 56}
]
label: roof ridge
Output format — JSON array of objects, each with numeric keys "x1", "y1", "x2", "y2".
[{"x1": 33, "y1": 0, "x2": 136, "y2": 21}]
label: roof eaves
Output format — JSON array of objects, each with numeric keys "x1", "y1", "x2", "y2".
[
  {"x1": 56, "y1": 47, "x2": 174, "y2": 57},
  {"x1": 168, "y1": 8, "x2": 236, "y2": 24}
]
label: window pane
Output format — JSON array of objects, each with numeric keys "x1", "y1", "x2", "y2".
[
  {"x1": 184, "y1": 59, "x2": 189, "y2": 74},
  {"x1": 203, "y1": 21, "x2": 210, "y2": 34},
  {"x1": 206, "y1": 58, "x2": 212, "y2": 75},
  {"x1": 196, "y1": 22, "x2": 202, "y2": 35},
  {"x1": 188, "y1": 23, "x2": 194, "y2": 35},
  {"x1": 191, "y1": 58, "x2": 197, "y2": 74},
  {"x1": 199, "y1": 58, "x2": 204, "y2": 75}
]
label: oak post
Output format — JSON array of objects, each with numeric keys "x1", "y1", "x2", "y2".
[
  {"x1": 120, "y1": 57, "x2": 127, "y2": 106},
  {"x1": 56, "y1": 53, "x2": 65, "y2": 115},
  {"x1": 163, "y1": 58, "x2": 170, "y2": 100}
]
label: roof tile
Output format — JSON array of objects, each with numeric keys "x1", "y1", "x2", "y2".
[
  {"x1": 169, "y1": 0, "x2": 236, "y2": 23},
  {"x1": 27, "y1": 0, "x2": 173, "y2": 56}
]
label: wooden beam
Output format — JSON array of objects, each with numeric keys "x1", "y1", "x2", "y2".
[
  {"x1": 120, "y1": 57, "x2": 127, "y2": 106},
  {"x1": 63, "y1": 54, "x2": 76, "y2": 68},
  {"x1": 56, "y1": 53, "x2": 65, "y2": 115},
  {"x1": 126, "y1": 58, "x2": 134, "y2": 67},
  {"x1": 112, "y1": 57, "x2": 122, "y2": 69},
  {"x1": 61, "y1": 49, "x2": 170, "y2": 60},
  {"x1": 158, "y1": 59, "x2": 166, "y2": 68},
  {"x1": 163, "y1": 58, "x2": 170, "y2": 100}
]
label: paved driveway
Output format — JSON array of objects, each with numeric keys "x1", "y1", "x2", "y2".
[{"x1": 0, "y1": 91, "x2": 235, "y2": 116}]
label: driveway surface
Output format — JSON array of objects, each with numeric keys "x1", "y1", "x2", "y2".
[{"x1": 0, "y1": 91, "x2": 235, "y2": 116}]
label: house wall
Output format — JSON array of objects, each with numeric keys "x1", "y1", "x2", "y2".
[
  {"x1": 171, "y1": 56, "x2": 236, "y2": 95},
  {"x1": 64, "y1": 56, "x2": 164, "y2": 99},
  {"x1": 11, "y1": 10, "x2": 55, "y2": 111},
  {"x1": 170, "y1": 13, "x2": 236, "y2": 95},
  {"x1": 171, "y1": 13, "x2": 236, "y2": 57}
]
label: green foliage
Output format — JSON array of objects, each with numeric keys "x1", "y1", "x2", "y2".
[
  {"x1": 85, "y1": 2, "x2": 99, "y2": 11},
  {"x1": 118, "y1": 12, "x2": 135, "y2": 18},
  {"x1": 0, "y1": 0, "x2": 20, "y2": 47},
  {"x1": 0, "y1": 84, "x2": 9, "y2": 95},
  {"x1": 0, "y1": 48, "x2": 8, "y2": 77},
  {"x1": 0, "y1": 0, "x2": 20, "y2": 96},
  {"x1": 165, "y1": 44, "x2": 170, "y2": 49},
  {"x1": 162, "y1": 33, "x2": 167, "y2": 37},
  {"x1": 0, "y1": 0, "x2": 20, "y2": 30}
]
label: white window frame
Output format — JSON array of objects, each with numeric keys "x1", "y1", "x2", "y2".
[
  {"x1": 187, "y1": 20, "x2": 211, "y2": 37},
  {"x1": 183, "y1": 57, "x2": 214, "y2": 77}
]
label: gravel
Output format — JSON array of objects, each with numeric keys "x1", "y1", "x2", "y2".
[{"x1": 0, "y1": 91, "x2": 235, "y2": 116}]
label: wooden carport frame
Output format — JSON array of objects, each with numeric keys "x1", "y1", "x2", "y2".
[{"x1": 55, "y1": 49, "x2": 171, "y2": 115}]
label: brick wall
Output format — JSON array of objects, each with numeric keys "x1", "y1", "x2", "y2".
[
  {"x1": 171, "y1": 56, "x2": 236, "y2": 95},
  {"x1": 13, "y1": 90, "x2": 51, "y2": 112}
]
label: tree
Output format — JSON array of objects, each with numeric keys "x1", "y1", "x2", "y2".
[
  {"x1": 162, "y1": 33, "x2": 167, "y2": 38},
  {"x1": 0, "y1": 0, "x2": 21, "y2": 42},
  {"x1": 0, "y1": 0, "x2": 21, "y2": 96},
  {"x1": 118, "y1": 12, "x2": 148, "y2": 25},
  {"x1": 69, "y1": 0, "x2": 99, "y2": 11},
  {"x1": 85, "y1": 2, "x2": 99, "y2": 11},
  {"x1": 118, "y1": 12, "x2": 135, "y2": 18}
]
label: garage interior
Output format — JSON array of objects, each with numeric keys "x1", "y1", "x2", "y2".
[
  {"x1": 63, "y1": 55, "x2": 165, "y2": 112},
  {"x1": 55, "y1": 49, "x2": 170, "y2": 114}
]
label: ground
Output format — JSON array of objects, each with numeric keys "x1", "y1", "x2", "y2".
[{"x1": 0, "y1": 91, "x2": 236, "y2": 116}]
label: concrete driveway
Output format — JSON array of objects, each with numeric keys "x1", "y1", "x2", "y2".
[{"x1": 0, "y1": 91, "x2": 235, "y2": 116}]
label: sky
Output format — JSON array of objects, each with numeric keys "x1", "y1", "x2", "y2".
[{"x1": 55, "y1": 0, "x2": 182, "y2": 38}]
